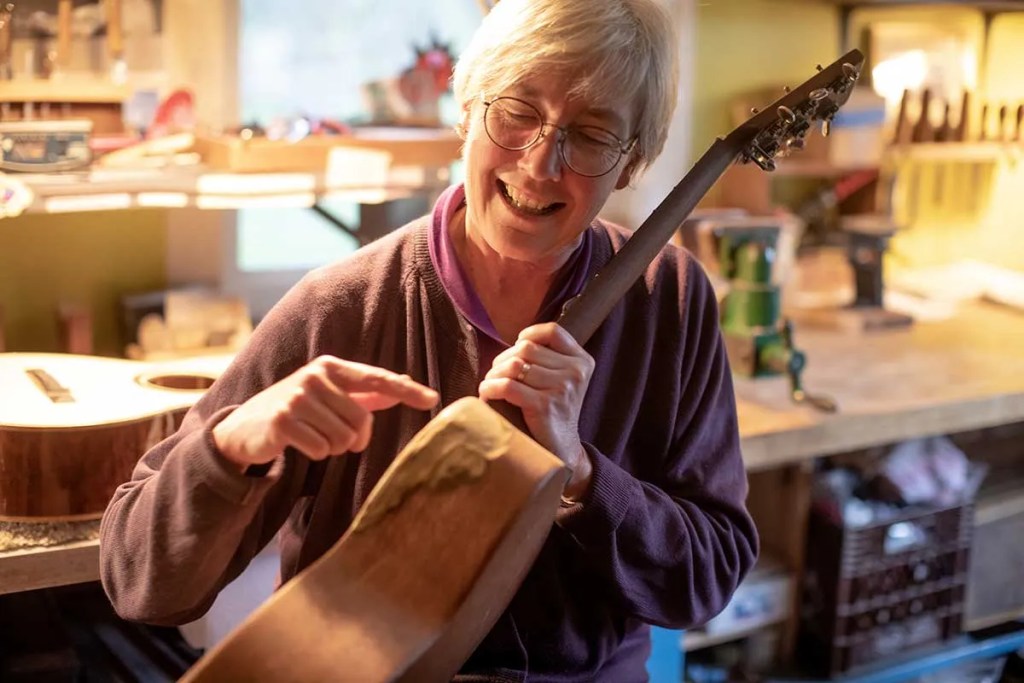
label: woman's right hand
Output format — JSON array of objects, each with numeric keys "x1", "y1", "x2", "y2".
[{"x1": 212, "y1": 355, "x2": 439, "y2": 469}]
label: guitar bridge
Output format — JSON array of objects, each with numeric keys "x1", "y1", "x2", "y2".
[{"x1": 25, "y1": 368, "x2": 75, "y2": 403}]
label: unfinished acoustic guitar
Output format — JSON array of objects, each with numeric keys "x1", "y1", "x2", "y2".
[
  {"x1": 180, "y1": 397, "x2": 567, "y2": 682},
  {"x1": 0, "y1": 353, "x2": 232, "y2": 520}
]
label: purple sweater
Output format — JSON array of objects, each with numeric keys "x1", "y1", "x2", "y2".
[{"x1": 99, "y1": 188, "x2": 758, "y2": 682}]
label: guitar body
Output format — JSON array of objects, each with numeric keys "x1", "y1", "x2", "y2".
[
  {"x1": 181, "y1": 397, "x2": 568, "y2": 683},
  {"x1": 0, "y1": 353, "x2": 231, "y2": 520}
]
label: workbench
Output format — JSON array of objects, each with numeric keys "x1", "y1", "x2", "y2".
[
  {"x1": 3, "y1": 301, "x2": 1023, "y2": 601},
  {"x1": 737, "y1": 301, "x2": 1024, "y2": 471}
]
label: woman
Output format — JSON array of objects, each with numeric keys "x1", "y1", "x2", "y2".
[{"x1": 100, "y1": 0, "x2": 758, "y2": 680}]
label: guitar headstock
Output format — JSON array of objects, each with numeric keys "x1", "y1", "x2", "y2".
[{"x1": 725, "y1": 49, "x2": 865, "y2": 171}]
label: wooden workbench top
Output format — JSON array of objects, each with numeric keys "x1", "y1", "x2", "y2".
[{"x1": 737, "y1": 302, "x2": 1024, "y2": 470}]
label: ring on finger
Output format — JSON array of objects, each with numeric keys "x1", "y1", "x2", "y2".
[{"x1": 516, "y1": 361, "x2": 532, "y2": 383}]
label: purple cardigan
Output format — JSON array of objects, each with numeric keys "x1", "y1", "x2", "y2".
[{"x1": 100, "y1": 192, "x2": 758, "y2": 682}]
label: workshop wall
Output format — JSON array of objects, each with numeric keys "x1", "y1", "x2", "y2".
[{"x1": 0, "y1": 210, "x2": 168, "y2": 354}]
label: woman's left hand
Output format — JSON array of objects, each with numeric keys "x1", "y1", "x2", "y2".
[{"x1": 479, "y1": 322, "x2": 594, "y2": 492}]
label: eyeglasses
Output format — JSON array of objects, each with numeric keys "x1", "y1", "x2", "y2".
[{"x1": 482, "y1": 96, "x2": 635, "y2": 178}]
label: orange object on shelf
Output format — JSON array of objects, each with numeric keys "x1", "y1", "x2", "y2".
[{"x1": 193, "y1": 128, "x2": 462, "y2": 174}]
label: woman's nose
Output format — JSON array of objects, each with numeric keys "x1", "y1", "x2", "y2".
[{"x1": 520, "y1": 126, "x2": 564, "y2": 180}]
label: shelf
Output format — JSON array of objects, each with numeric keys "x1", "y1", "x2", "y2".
[
  {"x1": 0, "y1": 78, "x2": 132, "y2": 104},
  {"x1": 0, "y1": 164, "x2": 453, "y2": 216},
  {"x1": 766, "y1": 622, "x2": 1024, "y2": 683},
  {"x1": 1, "y1": 127, "x2": 463, "y2": 217},
  {"x1": 195, "y1": 127, "x2": 464, "y2": 174}
]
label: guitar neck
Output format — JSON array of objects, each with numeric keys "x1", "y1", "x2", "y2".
[{"x1": 558, "y1": 137, "x2": 738, "y2": 345}]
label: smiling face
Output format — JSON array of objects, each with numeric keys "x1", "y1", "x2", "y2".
[{"x1": 459, "y1": 75, "x2": 636, "y2": 267}]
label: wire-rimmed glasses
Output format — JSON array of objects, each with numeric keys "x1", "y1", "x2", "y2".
[{"x1": 482, "y1": 96, "x2": 635, "y2": 178}]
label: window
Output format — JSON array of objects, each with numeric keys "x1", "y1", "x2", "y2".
[{"x1": 230, "y1": 0, "x2": 479, "y2": 311}]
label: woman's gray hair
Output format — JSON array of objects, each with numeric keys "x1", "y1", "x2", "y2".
[{"x1": 452, "y1": 0, "x2": 679, "y2": 182}]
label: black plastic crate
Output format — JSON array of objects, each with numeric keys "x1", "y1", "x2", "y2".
[{"x1": 799, "y1": 501, "x2": 974, "y2": 675}]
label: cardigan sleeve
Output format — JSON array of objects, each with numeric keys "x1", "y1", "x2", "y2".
[
  {"x1": 99, "y1": 279, "x2": 319, "y2": 626},
  {"x1": 554, "y1": 259, "x2": 759, "y2": 629}
]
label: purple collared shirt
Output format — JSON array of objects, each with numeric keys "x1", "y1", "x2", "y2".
[{"x1": 426, "y1": 184, "x2": 593, "y2": 377}]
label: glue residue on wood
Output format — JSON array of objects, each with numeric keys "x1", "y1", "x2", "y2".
[{"x1": 351, "y1": 398, "x2": 511, "y2": 532}]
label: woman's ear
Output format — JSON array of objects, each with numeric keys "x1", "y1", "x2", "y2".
[
  {"x1": 615, "y1": 156, "x2": 640, "y2": 190},
  {"x1": 455, "y1": 104, "x2": 472, "y2": 139}
]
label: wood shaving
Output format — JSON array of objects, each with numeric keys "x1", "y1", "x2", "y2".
[{"x1": 0, "y1": 520, "x2": 100, "y2": 552}]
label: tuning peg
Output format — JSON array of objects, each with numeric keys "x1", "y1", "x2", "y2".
[
  {"x1": 786, "y1": 137, "x2": 806, "y2": 151},
  {"x1": 809, "y1": 88, "x2": 828, "y2": 102},
  {"x1": 821, "y1": 119, "x2": 831, "y2": 137},
  {"x1": 747, "y1": 143, "x2": 777, "y2": 171},
  {"x1": 783, "y1": 86, "x2": 791, "y2": 94},
  {"x1": 842, "y1": 62, "x2": 859, "y2": 81},
  {"x1": 751, "y1": 107, "x2": 759, "y2": 115},
  {"x1": 816, "y1": 64, "x2": 823, "y2": 72},
  {"x1": 777, "y1": 105, "x2": 796, "y2": 124}
]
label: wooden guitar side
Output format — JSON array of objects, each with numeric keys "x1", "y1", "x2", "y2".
[
  {"x1": 0, "y1": 415, "x2": 181, "y2": 520},
  {"x1": 181, "y1": 397, "x2": 568, "y2": 683}
]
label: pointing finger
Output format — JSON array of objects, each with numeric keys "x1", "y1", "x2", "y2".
[{"x1": 319, "y1": 357, "x2": 439, "y2": 410}]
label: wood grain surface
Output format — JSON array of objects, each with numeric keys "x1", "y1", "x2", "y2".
[
  {"x1": 738, "y1": 302, "x2": 1024, "y2": 470},
  {"x1": 179, "y1": 397, "x2": 568, "y2": 683}
]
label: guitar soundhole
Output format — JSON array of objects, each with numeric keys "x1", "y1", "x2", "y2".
[{"x1": 137, "y1": 373, "x2": 216, "y2": 391}]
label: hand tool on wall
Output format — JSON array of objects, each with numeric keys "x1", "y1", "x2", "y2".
[
  {"x1": 911, "y1": 88, "x2": 934, "y2": 144},
  {"x1": 951, "y1": 92, "x2": 971, "y2": 221},
  {"x1": 55, "y1": 0, "x2": 71, "y2": 75},
  {"x1": 0, "y1": 3, "x2": 13, "y2": 80},
  {"x1": 106, "y1": 0, "x2": 126, "y2": 83},
  {"x1": 932, "y1": 99, "x2": 953, "y2": 217},
  {"x1": 935, "y1": 101, "x2": 953, "y2": 143},
  {"x1": 896, "y1": 91, "x2": 919, "y2": 224},
  {"x1": 911, "y1": 90, "x2": 937, "y2": 224},
  {"x1": 893, "y1": 89, "x2": 913, "y2": 145},
  {"x1": 953, "y1": 91, "x2": 970, "y2": 143},
  {"x1": 966, "y1": 101, "x2": 988, "y2": 220}
]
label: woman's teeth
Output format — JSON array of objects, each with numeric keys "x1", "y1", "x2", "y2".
[{"x1": 501, "y1": 182, "x2": 558, "y2": 215}]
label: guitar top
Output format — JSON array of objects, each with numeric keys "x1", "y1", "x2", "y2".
[{"x1": 0, "y1": 353, "x2": 233, "y2": 430}]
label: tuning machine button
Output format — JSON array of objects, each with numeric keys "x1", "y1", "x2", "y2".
[
  {"x1": 821, "y1": 119, "x2": 832, "y2": 137},
  {"x1": 777, "y1": 105, "x2": 797, "y2": 124},
  {"x1": 842, "y1": 62, "x2": 860, "y2": 82},
  {"x1": 809, "y1": 88, "x2": 829, "y2": 102},
  {"x1": 747, "y1": 144, "x2": 777, "y2": 171}
]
